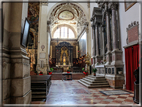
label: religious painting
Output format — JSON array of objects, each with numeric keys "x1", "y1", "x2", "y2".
[
  {"x1": 79, "y1": 32, "x2": 87, "y2": 56},
  {"x1": 58, "y1": 10, "x2": 74, "y2": 20},
  {"x1": 28, "y1": 3, "x2": 39, "y2": 32},
  {"x1": 125, "y1": 0, "x2": 137, "y2": 11}
]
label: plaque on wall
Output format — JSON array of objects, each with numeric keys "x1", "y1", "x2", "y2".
[{"x1": 40, "y1": 52, "x2": 46, "y2": 59}]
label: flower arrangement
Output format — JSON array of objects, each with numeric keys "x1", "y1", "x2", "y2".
[
  {"x1": 93, "y1": 68, "x2": 97, "y2": 76},
  {"x1": 48, "y1": 68, "x2": 54, "y2": 75},
  {"x1": 39, "y1": 71, "x2": 43, "y2": 75},
  {"x1": 82, "y1": 68, "x2": 88, "y2": 75}
]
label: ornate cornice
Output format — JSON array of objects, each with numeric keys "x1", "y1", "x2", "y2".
[{"x1": 127, "y1": 21, "x2": 139, "y2": 31}]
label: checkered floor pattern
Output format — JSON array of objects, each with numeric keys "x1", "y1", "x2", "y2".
[{"x1": 31, "y1": 80, "x2": 139, "y2": 106}]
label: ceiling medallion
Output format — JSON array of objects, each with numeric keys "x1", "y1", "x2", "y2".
[{"x1": 58, "y1": 10, "x2": 74, "y2": 20}]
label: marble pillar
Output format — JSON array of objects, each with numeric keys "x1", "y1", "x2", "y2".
[
  {"x1": 102, "y1": 25, "x2": 106, "y2": 61},
  {"x1": 95, "y1": 24, "x2": 99, "y2": 57},
  {"x1": 95, "y1": 23, "x2": 102, "y2": 64},
  {"x1": 92, "y1": 25, "x2": 96, "y2": 67},
  {"x1": 105, "y1": 9, "x2": 112, "y2": 65},
  {"x1": 111, "y1": 3, "x2": 123, "y2": 66}
]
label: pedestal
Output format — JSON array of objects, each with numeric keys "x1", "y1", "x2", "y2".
[
  {"x1": 133, "y1": 83, "x2": 139, "y2": 104},
  {"x1": 105, "y1": 52, "x2": 112, "y2": 65}
]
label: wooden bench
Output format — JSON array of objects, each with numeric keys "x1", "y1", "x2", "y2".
[{"x1": 31, "y1": 75, "x2": 51, "y2": 101}]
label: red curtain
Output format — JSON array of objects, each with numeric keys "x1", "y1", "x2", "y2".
[{"x1": 125, "y1": 44, "x2": 139, "y2": 91}]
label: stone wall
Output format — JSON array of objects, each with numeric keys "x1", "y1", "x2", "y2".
[{"x1": 2, "y1": 3, "x2": 31, "y2": 104}]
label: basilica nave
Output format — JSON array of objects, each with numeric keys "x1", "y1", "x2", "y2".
[{"x1": 1, "y1": 0, "x2": 142, "y2": 106}]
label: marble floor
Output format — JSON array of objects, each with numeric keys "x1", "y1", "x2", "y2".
[{"x1": 31, "y1": 80, "x2": 140, "y2": 106}]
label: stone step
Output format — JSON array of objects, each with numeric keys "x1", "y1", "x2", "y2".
[
  {"x1": 78, "y1": 74, "x2": 110, "y2": 88},
  {"x1": 78, "y1": 80, "x2": 109, "y2": 88},
  {"x1": 80, "y1": 79, "x2": 109, "y2": 85},
  {"x1": 92, "y1": 80, "x2": 108, "y2": 83},
  {"x1": 78, "y1": 80, "x2": 91, "y2": 87},
  {"x1": 90, "y1": 82, "x2": 109, "y2": 85},
  {"x1": 85, "y1": 76, "x2": 96, "y2": 80},
  {"x1": 84, "y1": 77, "x2": 106, "y2": 82},
  {"x1": 80, "y1": 79, "x2": 92, "y2": 85},
  {"x1": 83, "y1": 78, "x2": 95, "y2": 82}
]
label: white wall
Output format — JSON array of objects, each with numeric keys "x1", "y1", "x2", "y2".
[{"x1": 119, "y1": 3, "x2": 140, "y2": 82}]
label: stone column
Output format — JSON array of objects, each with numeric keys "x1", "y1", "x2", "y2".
[
  {"x1": 110, "y1": 3, "x2": 123, "y2": 66},
  {"x1": 102, "y1": 25, "x2": 106, "y2": 61},
  {"x1": 2, "y1": 3, "x2": 31, "y2": 104},
  {"x1": 105, "y1": 6, "x2": 112, "y2": 65},
  {"x1": 99, "y1": 25, "x2": 103, "y2": 56},
  {"x1": 92, "y1": 25, "x2": 96, "y2": 67},
  {"x1": 95, "y1": 23, "x2": 102, "y2": 64},
  {"x1": 95, "y1": 23, "x2": 99, "y2": 56},
  {"x1": 111, "y1": 4, "x2": 119, "y2": 51}
]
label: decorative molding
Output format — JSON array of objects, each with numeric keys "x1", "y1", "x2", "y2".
[
  {"x1": 126, "y1": 21, "x2": 139, "y2": 45},
  {"x1": 49, "y1": 3, "x2": 87, "y2": 36},
  {"x1": 41, "y1": 2, "x2": 48, "y2": 6},
  {"x1": 127, "y1": 21, "x2": 139, "y2": 31},
  {"x1": 125, "y1": 0, "x2": 137, "y2": 12}
]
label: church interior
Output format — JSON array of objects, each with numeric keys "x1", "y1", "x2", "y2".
[{"x1": 1, "y1": 0, "x2": 142, "y2": 106}]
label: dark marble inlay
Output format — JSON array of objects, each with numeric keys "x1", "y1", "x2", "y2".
[
  {"x1": 108, "y1": 68, "x2": 111, "y2": 74},
  {"x1": 105, "y1": 68, "x2": 107, "y2": 74},
  {"x1": 112, "y1": 68, "x2": 114, "y2": 74}
]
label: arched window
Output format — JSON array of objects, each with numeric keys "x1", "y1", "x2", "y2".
[{"x1": 53, "y1": 27, "x2": 75, "y2": 39}]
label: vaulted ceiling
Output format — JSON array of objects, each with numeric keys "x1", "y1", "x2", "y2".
[{"x1": 49, "y1": 3, "x2": 87, "y2": 37}]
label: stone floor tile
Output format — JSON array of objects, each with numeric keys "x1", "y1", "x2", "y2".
[{"x1": 31, "y1": 80, "x2": 139, "y2": 106}]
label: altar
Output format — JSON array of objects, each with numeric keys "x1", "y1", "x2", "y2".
[{"x1": 57, "y1": 65, "x2": 72, "y2": 72}]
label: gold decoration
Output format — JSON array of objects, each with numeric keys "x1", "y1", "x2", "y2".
[{"x1": 85, "y1": 52, "x2": 91, "y2": 65}]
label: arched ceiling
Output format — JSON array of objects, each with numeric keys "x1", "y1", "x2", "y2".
[{"x1": 49, "y1": 3, "x2": 87, "y2": 37}]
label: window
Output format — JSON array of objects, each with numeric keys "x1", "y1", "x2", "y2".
[{"x1": 53, "y1": 27, "x2": 75, "y2": 39}]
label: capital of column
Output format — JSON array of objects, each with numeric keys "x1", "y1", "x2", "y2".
[{"x1": 110, "y1": 3, "x2": 118, "y2": 10}]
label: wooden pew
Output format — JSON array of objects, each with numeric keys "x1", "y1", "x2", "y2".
[{"x1": 31, "y1": 75, "x2": 51, "y2": 101}]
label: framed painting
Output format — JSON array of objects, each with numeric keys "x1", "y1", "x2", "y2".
[{"x1": 125, "y1": 0, "x2": 137, "y2": 12}]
